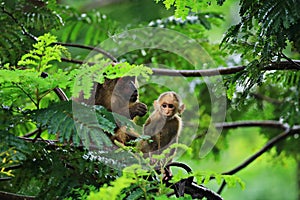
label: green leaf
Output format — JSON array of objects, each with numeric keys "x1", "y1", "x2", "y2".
[
  {"x1": 30, "y1": 101, "x2": 116, "y2": 148},
  {"x1": 18, "y1": 33, "x2": 68, "y2": 72}
]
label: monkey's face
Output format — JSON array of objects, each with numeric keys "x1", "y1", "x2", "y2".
[
  {"x1": 114, "y1": 76, "x2": 138, "y2": 102},
  {"x1": 158, "y1": 96, "x2": 178, "y2": 117},
  {"x1": 161, "y1": 103, "x2": 176, "y2": 117}
]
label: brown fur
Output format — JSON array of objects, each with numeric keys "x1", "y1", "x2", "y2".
[
  {"x1": 140, "y1": 91, "x2": 185, "y2": 155},
  {"x1": 75, "y1": 76, "x2": 147, "y2": 144}
]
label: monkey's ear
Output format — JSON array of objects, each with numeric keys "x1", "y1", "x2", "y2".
[
  {"x1": 153, "y1": 100, "x2": 159, "y2": 109},
  {"x1": 178, "y1": 104, "x2": 185, "y2": 114}
]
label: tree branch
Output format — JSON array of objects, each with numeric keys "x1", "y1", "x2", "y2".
[
  {"x1": 214, "y1": 122, "x2": 300, "y2": 194},
  {"x1": 53, "y1": 87, "x2": 69, "y2": 101},
  {"x1": 61, "y1": 57, "x2": 94, "y2": 65},
  {"x1": 22, "y1": 129, "x2": 40, "y2": 138},
  {"x1": 222, "y1": 127, "x2": 291, "y2": 176},
  {"x1": 1, "y1": 7, "x2": 38, "y2": 41},
  {"x1": 220, "y1": 125, "x2": 300, "y2": 176},
  {"x1": 0, "y1": 191, "x2": 35, "y2": 200},
  {"x1": 55, "y1": 42, "x2": 118, "y2": 62},
  {"x1": 250, "y1": 93, "x2": 282, "y2": 104},
  {"x1": 151, "y1": 60, "x2": 300, "y2": 77},
  {"x1": 280, "y1": 52, "x2": 300, "y2": 69},
  {"x1": 214, "y1": 120, "x2": 288, "y2": 130},
  {"x1": 0, "y1": 177, "x2": 12, "y2": 182},
  {"x1": 60, "y1": 57, "x2": 300, "y2": 77}
]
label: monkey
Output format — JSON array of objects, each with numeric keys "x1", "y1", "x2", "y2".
[
  {"x1": 139, "y1": 91, "x2": 185, "y2": 157},
  {"x1": 94, "y1": 76, "x2": 147, "y2": 120},
  {"x1": 74, "y1": 76, "x2": 147, "y2": 144}
]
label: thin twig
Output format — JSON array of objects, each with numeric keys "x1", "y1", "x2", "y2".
[
  {"x1": 0, "y1": 191, "x2": 35, "y2": 200},
  {"x1": 214, "y1": 122, "x2": 300, "y2": 194},
  {"x1": 214, "y1": 120, "x2": 288, "y2": 130},
  {"x1": 250, "y1": 93, "x2": 282, "y2": 104},
  {"x1": 217, "y1": 180, "x2": 227, "y2": 194},
  {"x1": 280, "y1": 53, "x2": 300, "y2": 69},
  {"x1": 14, "y1": 83, "x2": 38, "y2": 108},
  {"x1": 151, "y1": 66, "x2": 246, "y2": 77},
  {"x1": 222, "y1": 127, "x2": 291, "y2": 175},
  {"x1": 1, "y1": 6, "x2": 38, "y2": 41},
  {"x1": 53, "y1": 88, "x2": 69, "y2": 101},
  {"x1": 23, "y1": 129, "x2": 39, "y2": 138},
  {"x1": 0, "y1": 177, "x2": 12, "y2": 182},
  {"x1": 55, "y1": 42, "x2": 118, "y2": 62}
]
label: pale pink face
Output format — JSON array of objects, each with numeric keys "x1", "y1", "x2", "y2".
[{"x1": 159, "y1": 94, "x2": 178, "y2": 117}]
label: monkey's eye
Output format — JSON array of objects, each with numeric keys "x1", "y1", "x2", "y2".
[{"x1": 162, "y1": 104, "x2": 174, "y2": 108}]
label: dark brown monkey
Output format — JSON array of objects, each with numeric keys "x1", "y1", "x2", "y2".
[
  {"x1": 75, "y1": 76, "x2": 147, "y2": 144},
  {"x1": 94, "y1": 76, "x2": 147, "y2": 119},
  {"x1": 140, "y1": 91, "x2": 185, "y2": 155}
]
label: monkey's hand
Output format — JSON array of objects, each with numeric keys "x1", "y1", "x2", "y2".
[{"x1": 129, "y1": 102, "x2": 148, "y2": 119}]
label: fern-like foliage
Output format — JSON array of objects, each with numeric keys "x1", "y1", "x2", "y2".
[
  {"x1": 0, "y1": 33, "x2": 74, "y2": 109},
  {"x1": 18, "y1": 33, "x2": 70, "y2": 71},
  {"x1": 0, "y1": 130, "x2": 33, "y2": 177},
  {"x1": 220, "y1": 0, "x2": 300, "y2": 125},
  {"x1": 155, "y1": 0, "x2": 224, "y2": 19},
  {"x1": 73, "y1": 61, "x2": 152, "y2": 99},
  {"x1": 0, "y1": 0, "x2": 64, "y2": 64},
  {"x1": 53, "y1": 8, "x2": 118, "y2": 45},
  {"x1": 222, "y1": 0, "x2": 300, "y2": 58},
  {"x1": 30, "y1": 101, "x2": 116, "y2": 148}
]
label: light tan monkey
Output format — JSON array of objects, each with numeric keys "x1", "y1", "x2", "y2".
[{"x1": 140, "y1": 91, "x2": 185, "y2": 155}]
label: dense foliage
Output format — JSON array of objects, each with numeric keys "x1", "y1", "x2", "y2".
[{"x1": 0, "y1": 0, "x2": 299, "y2": 199}]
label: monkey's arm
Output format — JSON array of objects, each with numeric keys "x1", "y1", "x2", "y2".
[
  {"x1": 129, "y1": 102, "x2": 147, "y2": 119},
  {"x1": 111, "y1": 95, "x2": 147, "y2": 119},
  {"x1": 112, "y1": 126, "x2": 141, "y2": 144}
]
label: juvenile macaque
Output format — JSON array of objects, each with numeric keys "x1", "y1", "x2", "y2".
[
  {"x1": 75, "y1": 76, "x2": 147, "y2": 144},
  {"x1": 140, "y1": 91, "x2": 185, "y2": 155}
]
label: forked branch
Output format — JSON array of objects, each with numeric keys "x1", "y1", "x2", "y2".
[{"x1": 215, "y1": 121, "x2": 300, "y2": 194}]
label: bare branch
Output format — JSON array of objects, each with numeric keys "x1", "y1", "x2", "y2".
[
  {"x1": 220, "y1": 125, "x2": 300, "y2": 177},
  {"x1": 280, "y1": 53, "x2": 300, "y2": 69},
  {"x1": 55, "y1": 42, "x2": 118, "y2": 62},
  {"x1": 222, "y1": 127, "x2": 292, "y2": 175},
  {"x1": 214, "y1": 120, "x2": 288, "y2": 130},
  {"x1": 1, "y1": 7, "x2": 38, "y2": 41},
  {"x1": 53, "y1": 88, "x2": 69, "y2": 101},
  {"x1": 217, "y1": 180, "x2": 227, "y2": 194},
  {"x1": 60, "y1": 58, "x2": 300, "y2": 77},
  {"x1": 22, "y1": 129, "x2": 39, "y2": 138},
  {"x1": 0, "y1": 191, "x2": 35, "y2": 200},
  {"x1": 0, "y1": 177, "x2": 12, "y2": 182},
  {"x1": 152, "y1": 66, "x2": 246, "y2": 77},
  {"x1": 152, "y1": 60, "x2": 300, "y2": 77},
  {"x1": 250, "y1": 93, "x2": 282, "y2": 104},
  {"x1": 61, "y1": 57, "x2": 94, "y2": 65},
  {"x1": 215, "y1": 123, "x2": 300, "y2": 194}
]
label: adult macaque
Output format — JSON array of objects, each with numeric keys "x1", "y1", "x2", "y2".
[
  {"x1": 75, "y1": 76, "x2": 147, "y2": 144},
  {"x1": 95, "y1": 76, "x2": 147, "y2": 120},
  {"x1": 140, "y1": 91, "x2": 185, "y2": 155}
]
